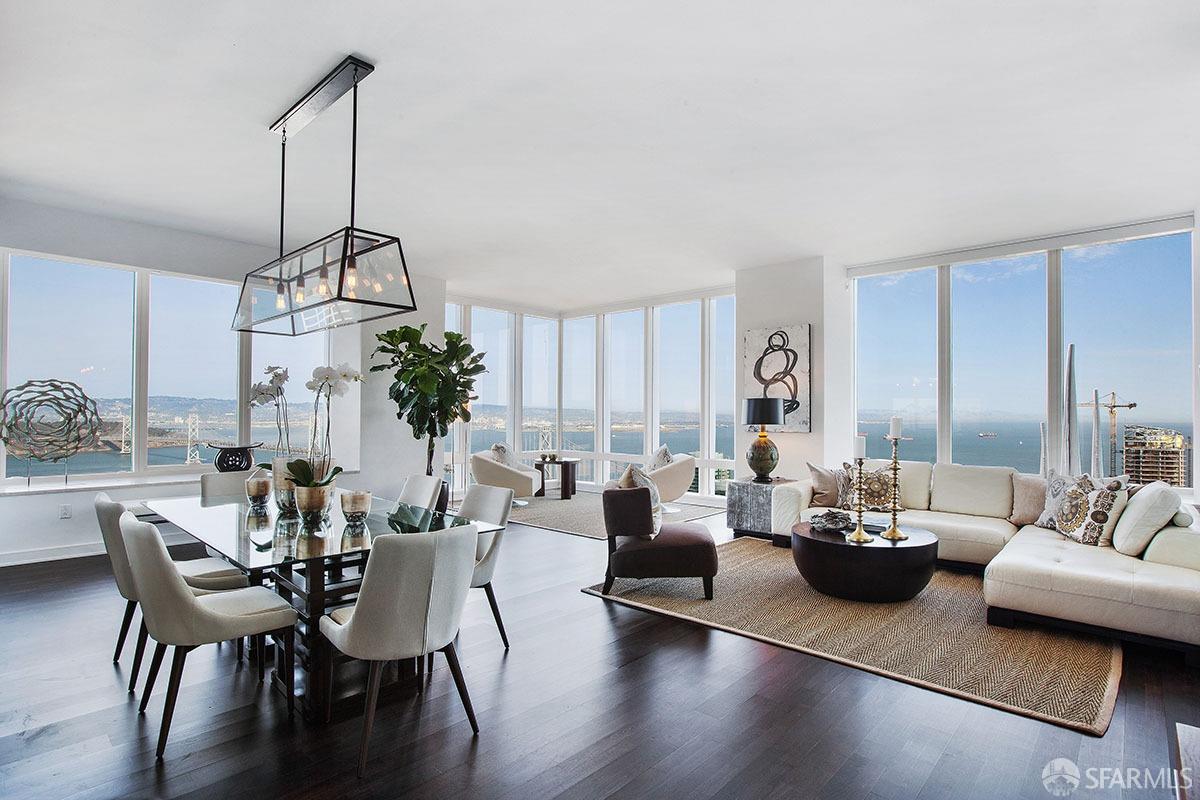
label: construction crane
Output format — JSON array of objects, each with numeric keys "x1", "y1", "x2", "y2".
[{"x1": 1079, "y1": 391, "x2": 1136, "y2": 474}]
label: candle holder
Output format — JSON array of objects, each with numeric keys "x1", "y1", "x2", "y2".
[
  {"x1": 845, "y1": 456, "x2": 874, "y2": 543},
  {"x1": 881, "y1": 436, "x2": 908, "y2": 541}
]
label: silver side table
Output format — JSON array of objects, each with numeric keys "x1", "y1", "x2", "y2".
[{"x1": 726, "y1": 477, "x2": 796, "y2": 546}]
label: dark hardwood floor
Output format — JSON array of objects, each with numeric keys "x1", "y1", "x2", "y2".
[{"x1": 1, "y1": 521, "x2": 1197, "y2": 800}]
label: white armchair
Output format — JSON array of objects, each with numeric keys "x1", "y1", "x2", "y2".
[
  {"x1": 648, "y1": 454, "x2": 697, "y2": 510},
  {"x1": 471, "y1": 451, "x2": 540, "y2": 499}
]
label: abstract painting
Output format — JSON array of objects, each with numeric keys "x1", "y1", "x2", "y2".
[{"x1": 742, "y1": 325, "x2": 811, "y2": 432}]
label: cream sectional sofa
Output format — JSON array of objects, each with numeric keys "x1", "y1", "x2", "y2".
[{"x1": 772, "y1": 461, "x2": 1200, "y2": 660}]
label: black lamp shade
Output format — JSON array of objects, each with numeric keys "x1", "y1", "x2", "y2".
[{"x1": 745, "y1": 397, "x2": 785, "y2": 426}]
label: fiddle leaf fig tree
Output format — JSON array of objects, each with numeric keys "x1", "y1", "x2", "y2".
[{"x1": 370, "y1": 323, "x2": 486, "y2": 477}]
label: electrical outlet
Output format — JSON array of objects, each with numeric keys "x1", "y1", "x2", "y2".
[{"x1": 59, "y1": 504, "x2": 72, "y2": 519}]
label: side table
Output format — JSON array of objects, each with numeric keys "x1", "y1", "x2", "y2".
[
  {"x1": 534, "y1": 458, "x2": 580, "y2": 499},
  {"x1": 726, "y1": 477, "x2": 795, "y2": 546}
]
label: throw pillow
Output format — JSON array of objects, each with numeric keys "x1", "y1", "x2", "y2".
[
  {"x1": 808, "y1": 462, "x2": 852, "y2": 509},
  {"x1": 858, "y1": 465, "x2": 897, "y2": 512},
  {"x1": 489, "y1": 442, "x2": 516, "y2": 468},
  {"x1": 1112, "y1": 481, "x2": 1180, "y2": 556},
  {"x1": 1035, "y1": 469, "x2": 1076, "y2": 529},
  {"x1": 1009, "y1": 473, "x2": 1048, "y2": 526},
  {"x1": 617, "y1": 464, "x2": 662, "y2": 538},
  {"x1": 646, "y1": 444, "x2": 673, "y2": 472},
  {"x1": 1055, "y1": 474, "x2": 1129, "y2": 546},
  {"x1": 1173, "y1": 508, "x2": 1195, "y2": 528}
]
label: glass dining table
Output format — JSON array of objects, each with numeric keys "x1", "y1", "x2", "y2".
[{"x1": 144, "y1": 491, "x2": 501, "y2": 722}]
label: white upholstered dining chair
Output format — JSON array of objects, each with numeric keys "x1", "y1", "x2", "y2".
[
  {"x1": 319, "y1": 527, "x2": 479, "y2": 777},
  {"x1": 120, "y1": 513, "x2": 298, "y2": 759},
  {"x1": 95, "y1": 493, "x2": 249, "y2": 692},
  {"x1": 458, "y1": 484, "x2": 514, "y2": 648},
  {"x1": 398, "y1": 474, "x2": 444, "y2": 511},
  {"x1": 200, "y1": 469, "x2": 255, "y2": 501}
]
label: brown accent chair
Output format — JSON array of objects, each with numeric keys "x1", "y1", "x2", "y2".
[{"x1": 601, "y1": 487, "x2": 717, "y2": 599}]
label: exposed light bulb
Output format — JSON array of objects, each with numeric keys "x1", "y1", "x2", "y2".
[
  {"x1": 401, "y1": 274, "x2": 408, "y2": 286},
  {"x1": 317, "y1": 266, "x2": 330, "y2": 296},
  {"x1": 275, "y1": 281, "x2": 286, "y2": 310},
  {"x1": 385, "y1": 272, "x2": 395, "y2": 282},
  {"x1": 372, "y1": 279, "x2": 383, "y2": 294},
  {"x1": 345, "y1": 255, "x2": 358, "y2": 289},
  {"x1": 347, "y1": 287, "x2": 357, "y2": 300}
]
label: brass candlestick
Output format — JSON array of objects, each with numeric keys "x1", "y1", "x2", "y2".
[
  {"x1": 845, "y1": 456, "x2": 874, "y2": 543},
  {"x1": 881, "y1": 436, "x2": 907, "y2": 541}
]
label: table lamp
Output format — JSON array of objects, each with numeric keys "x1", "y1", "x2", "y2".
[{"x1": 745, "y1": 397, "x2": 785, "y2": 483}]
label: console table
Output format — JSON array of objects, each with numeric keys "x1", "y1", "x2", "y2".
[{"x1": 726, "y1": 477, "x2": 795, "y2": 545}]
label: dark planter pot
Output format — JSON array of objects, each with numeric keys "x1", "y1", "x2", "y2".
[{"x1": 435, "y1": 479, "x2": 450, "y2": 514}]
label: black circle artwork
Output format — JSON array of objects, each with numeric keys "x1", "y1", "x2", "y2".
[{"x1": 752, "y1": 330, "x2": 801, "y2": 417}]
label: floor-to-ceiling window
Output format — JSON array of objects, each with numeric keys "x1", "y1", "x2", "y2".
[
  {"x1": 710, "y1": 295, "x2": 736, "y2": 494},
  {"x1": 444, "y1": 303, "x2": 465, "y2": 489},
  {"x1": 522, "y1": 315, "x2": 558, "y2": 452},
  {"x1": 5, "y1": 255, "x2": 136, "y2": 476},
  {"x1": 249, "y1": 328, "x2": 328, "y2": 458},
  {"x1": 951, "y1": 253, "x2": 1046, "y2": 473},
  {"x1": 853, "y1": 223, "x2": 1194, "y2": 485},
  {"x1": 655, "y1": 301, "x2": 701, "y2": 491},
  {"x1": 561, "y1": 316, "x2": 596, "y2": 483},
  {"x1": 470, "y1": 307, "x2": 513, "y2": 454},
  {"x1": 1064, "y1": 233, "x2": 1193, "y2": 482},
  {"x1": 148, "y1": 275, "x2": 240, "y2": 466},
  {"x1": 856, "y1": 268, "x2": 938, "y2": 462},
  {"x1": 605, "y1": 308, "x2": 645, "y2": 478}
]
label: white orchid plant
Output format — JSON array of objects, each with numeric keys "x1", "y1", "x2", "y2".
[
  {"x1": 305, "y1": 363, "x2": 362, "y2": 477},
  {"x1": 248, "y1": 365, "x2": 291, "y2": 456}
]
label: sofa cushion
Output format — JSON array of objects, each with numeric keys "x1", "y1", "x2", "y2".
[
  {"x1": 930, "y1": 463, "x2": 1014, "y2": 519},
  {"x1": 1142, "y1": 526, "x2": 1200, "y2": 572},
  {"x1": 646, "y1": 444, "x2": 672, "y2": 472},
  {"x1": 1055, "y1": 475, "x2": 1129, "y2": 547},
  {"x1": 610, "y1": 523, "x2": 718, "y2": 578},
  {"x1": 865, "y1": 459, "x2": 932, "y2": 511},
  {"x1": 807, "y1": 462, "x2": 851, "y2": 509},
  {"x1": 1174, "y1": 507, "x2": 1195, "y2": 527},
  {"x1": 983, "y1": 526, "x2": 1200, "y2": 646},
  {"x1": 1009, "y1": 473, "x2": 1047, "y2": 526},
  {"x1": 618, "y1": 464, "x2": 662, "y2": 537},
  {"x1": 1112, "y1": 481, "x2": 1180, "y2": 556},
  {"x1": 796, "y1": 507, "x2": 1016, "y2": 565},
  {"x1": 489, "y1": 442, "x2": 517, "y2": 467},
  {"x1": 1035, "y1": 469, "x2": 1077, "y2": 529}
]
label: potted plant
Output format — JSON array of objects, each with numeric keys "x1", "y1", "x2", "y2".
[
  {"x1": 370, "y1": 323, "x2": 485, "y2": 509},
  {"x1": 287, "y1": 458, "x2": 344, "y2": 527}
]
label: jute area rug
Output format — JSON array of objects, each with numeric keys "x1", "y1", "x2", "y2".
[
  {"x1": 583, "y1": 538, "x2": 1121, "y2": 735},
  {"x1": 506, "y1": 491, "x2": 722, "y2": 540}
]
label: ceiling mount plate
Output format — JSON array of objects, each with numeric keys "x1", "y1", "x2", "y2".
[{"x1": 269, "y1": 55, "x2": 374, "y2": 136}]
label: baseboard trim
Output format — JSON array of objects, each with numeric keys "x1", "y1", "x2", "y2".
[{"x1": 0, "y1": 530, "x2": 194, "y2": 568}]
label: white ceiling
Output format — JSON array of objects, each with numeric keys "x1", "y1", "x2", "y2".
[{"x1": 2, "y1": 1, "x2": 1199, "y2": 310}]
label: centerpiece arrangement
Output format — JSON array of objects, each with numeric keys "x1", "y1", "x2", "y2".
[
  {"x1": 248, "y1": 365, "x2": 292, "y2": 456},
  {"x1": 371, "y1": 323, "x2": 485, "y2": 510}
]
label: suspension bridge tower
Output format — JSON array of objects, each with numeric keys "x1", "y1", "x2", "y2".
[{"x1": 185, "y1": 413, "x2": 202, "y2": 464}]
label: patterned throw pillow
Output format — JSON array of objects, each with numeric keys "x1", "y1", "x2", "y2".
[
  {"x1": 617, "y1": 464, "x2": 662, "y2": 538},
  {"x1": 1035, "y1": 469, "x2": 1076, "y2": 529},
  {"x1": 1055, "y1": 474, "x2": 1130, "y2": 545},
  {"x1": 489, "y1": 442, "x2": 516, "y2": 468},
  {"x1": 808, "y1": 462, "x2": 853, "y2": 509},
  {"x1": 645, "y1": 444, "x2": 673, "y2": 472}
]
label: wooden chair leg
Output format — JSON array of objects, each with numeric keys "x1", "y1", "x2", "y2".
[
  {"x1": 280, "y1": 627, "x2": 295, "y2": 719},
  {"x1": 256, "y1": 633, "x2": 265, "y2": 682},
  {"x1": 703, "y1": 576, "x2": 713, "y2": 600},
  {"x1": 114, "y1": 600, "x2": 137, "y2": 663},
  {"x1": 602, "y1": 570, "x2": 615, "y2": 595},
  {"x1": 156, "y1": 646, "x2": 191, "y2": 760},
  {"x1": 128, "y1": 621, "x2": 149, "y2": 693},
  {"x1": 236, "y1": 636, "x2": 244, "y2": 662},
  {"x1": 357, "y1": 661, "x2": 384, "y2": 778},
  {"x1": 441, "y1": 642, "x2": 479, "y2": 734},
  {"x1": 482, "y1": 583, "x2": 510, "y2": 649},
  {"x1": 138, "y1": 643, "x2": 168, "y2": 714},
  {"x1": 325, "y1": 640, "x2": 336, "y2": 725},
  {"x1": 427, "y1": 652, "x2": 434, "y2": 674}
]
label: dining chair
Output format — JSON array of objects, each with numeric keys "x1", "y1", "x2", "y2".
[
  {"x1": 200, "y1": 469, "x2": 254, "y2": 500},
  {"x1": 320, "y1": 527, "x2": 479, "y2": 777},
  {"x1": 96, "y1": 493, "x2": 250, "y2": 692},
  {"x1": 120, "y1": 513, "x2": 298, "y2": 759},
  {"x1": 458, "y1": 484, "x2": 514, "y2": 649},
  {"x1": 398, "y1": 474, "x2": 444, "y2": 511}
]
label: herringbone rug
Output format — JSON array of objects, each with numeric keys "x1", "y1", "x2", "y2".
[{"x1": 584, "y1": 537, "x2": 1121, "y2": 734}]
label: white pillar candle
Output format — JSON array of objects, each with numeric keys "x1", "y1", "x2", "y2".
[
  {"x1": 854, "y1": 434, "x2": 867, "y2": 459},
  {"x1": 889, "y1": 416, "x2": 903, "y2": 439}
]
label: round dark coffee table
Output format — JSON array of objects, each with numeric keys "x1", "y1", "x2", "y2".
[{"x1": 791, "y1": 522, "x2": 938, "y2": 602}]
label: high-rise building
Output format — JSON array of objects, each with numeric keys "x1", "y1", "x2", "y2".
[{"x1": 1123, "y1": 425, "x2": 1192, "y2": 487}]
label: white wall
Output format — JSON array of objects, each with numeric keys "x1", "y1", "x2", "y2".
[
  {"x1": 342, "y1": 274, "x2": 448, "y2": 500},
  {"x1": 733, "y1": 255, "x2": 855, "y2": 480}
]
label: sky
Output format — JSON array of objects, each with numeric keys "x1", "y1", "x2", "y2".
[{"x1": 856, "y1": 231, "x2": 1193, "y2": 424}]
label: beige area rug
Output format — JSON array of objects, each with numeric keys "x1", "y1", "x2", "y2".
[
  {"x1": 584, "y1": 538, "x2": 1121, "y2": 735},
  {"x1": 504, "y1": 491, "x2": 722, "y2": 539}
]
